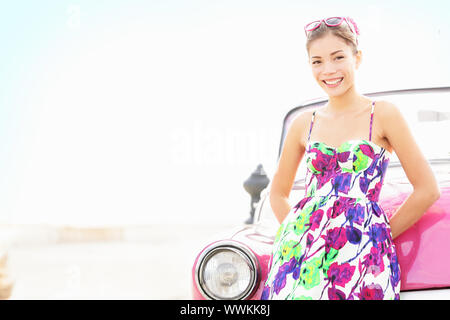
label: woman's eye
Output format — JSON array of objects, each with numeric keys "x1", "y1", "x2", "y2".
[{"x1": 312, "y1": 56, "x2": 344, "y2": 65}]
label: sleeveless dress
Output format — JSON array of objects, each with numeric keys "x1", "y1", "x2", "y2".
[{"x1": 261, "y1": 101, "x2": 401, "y2": 300}]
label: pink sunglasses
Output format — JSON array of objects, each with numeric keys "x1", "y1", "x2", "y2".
[{"x1": 304, "y1": 16, "x2": 359, "y2": 38}]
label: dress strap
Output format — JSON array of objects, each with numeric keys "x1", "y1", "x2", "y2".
[
  {"x1": 369, "y1": 101, "x2": 375, "y2": 141},
  {"x1": 307, "y1": 110, "x2": 316, "y2": 142}
]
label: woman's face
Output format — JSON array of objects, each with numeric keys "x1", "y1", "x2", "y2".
[{"x1": 308, "y1": 33, "x2": 361, "y2": 97}]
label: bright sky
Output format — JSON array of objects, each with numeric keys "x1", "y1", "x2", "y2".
[{"x1": 0, "y1": 0, "x2": 449, "y2": 226}]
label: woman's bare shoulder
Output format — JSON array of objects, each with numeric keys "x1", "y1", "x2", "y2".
[
  {"x1": 288, "y1": 109, "x2": 316, "y2": 146},
  {"x1": 374, "y1": 99, "x2": 405, "y2": 137},
  {"x1": 290, "y1": 109, "x2": 315, "y2": 132},
  {"x1": 375, "y1": 99, "x2": 401, "y2": 116}
]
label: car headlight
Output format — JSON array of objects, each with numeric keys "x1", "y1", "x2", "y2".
[{"x1": 195, "y1": 241, "x2": 260, "y2": 300}]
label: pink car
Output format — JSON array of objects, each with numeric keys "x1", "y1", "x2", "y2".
[{"x1": 191, "y1": 87, "x2": 450, "y2": 300}]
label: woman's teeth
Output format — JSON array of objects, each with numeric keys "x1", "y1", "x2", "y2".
[{"x1": 323, "y1": 77, "x2": 343, "y2": 87}]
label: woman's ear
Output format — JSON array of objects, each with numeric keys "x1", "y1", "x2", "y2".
[{"x1": 355, "y1": 50, "x2": 362, "y2": 69}]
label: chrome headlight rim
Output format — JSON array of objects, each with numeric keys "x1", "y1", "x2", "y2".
[{"x1": 194, "y1": 240, "x2": 260, "y2": 300}]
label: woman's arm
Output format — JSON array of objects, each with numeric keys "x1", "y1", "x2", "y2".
[
  {"x1": 380, "y1": 101, "x2": 441, "y2": 239},
  {"x1": 270, "y1": 112, "x2": 309, "y2": 224}
]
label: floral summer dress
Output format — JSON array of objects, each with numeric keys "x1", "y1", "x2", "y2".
[{"x1": 261, "y1": 101, "x2": 401, "y2": 300}]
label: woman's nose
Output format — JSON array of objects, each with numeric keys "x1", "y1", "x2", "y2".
[{"x1": 322, "y1": 62, "x2": 337, "y2": 74}]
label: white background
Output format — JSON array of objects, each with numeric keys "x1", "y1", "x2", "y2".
[{"x1": 0, "y1": 0, "x2": 449, "y2": 226}]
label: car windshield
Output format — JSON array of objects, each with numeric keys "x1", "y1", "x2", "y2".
[
  {"x1": 281, "y1": 89, "x2": 450, "y2": 183},
  {"x1": 255, "y1": 88, "x2": 450, "y2": 231}
]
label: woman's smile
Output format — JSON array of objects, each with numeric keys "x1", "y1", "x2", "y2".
[{"x1": 323, "y1": 77, "x2": 344, "y2": 87}]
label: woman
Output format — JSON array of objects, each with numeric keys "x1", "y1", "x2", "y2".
[{"x1": 261, "y1": 16, "x2": 440, "y2": 300}]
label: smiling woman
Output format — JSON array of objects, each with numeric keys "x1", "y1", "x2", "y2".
[
  {"x1": 261, "y1": 16, "x2": 440, "y2": 300},
  {"x1": 306, "y1": 19, "x2": 361, "y2": 100}
]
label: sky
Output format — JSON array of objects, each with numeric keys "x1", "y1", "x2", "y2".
[{"x1": 0, "y1": 0, "x2": 449, "y2": 226}]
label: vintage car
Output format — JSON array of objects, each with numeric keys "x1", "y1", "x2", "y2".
[{"x1": 191, "y1": 86, "x2": 450, "y2": 300}]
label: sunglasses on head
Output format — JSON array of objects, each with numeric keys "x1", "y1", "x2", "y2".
[{"x1": 304, "y1": 16, "x2": 358, "y2": 38}]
